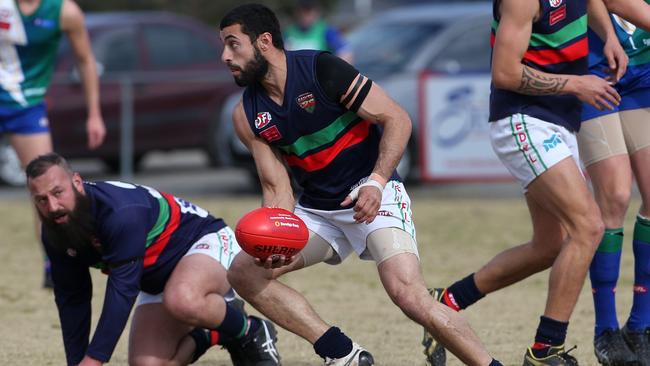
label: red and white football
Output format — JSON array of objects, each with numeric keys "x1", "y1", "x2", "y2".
[{"x1": 235, "y1": 207, "x2": 309, "y2": 260}]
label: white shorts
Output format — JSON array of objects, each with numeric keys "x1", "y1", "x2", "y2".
[
  {"x1": 490, "y1": 113, "x2": 581, "y2": 189},
  {"x1": 294, "y1": 181, "x2": 418, "y2": 263},
  {"x1": 136, "y1": 227, "x2": 241, "y2": 306}
]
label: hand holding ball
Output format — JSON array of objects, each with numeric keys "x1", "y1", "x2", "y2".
[{"x1": 235, "y1": 207, "x2": 309, "y2": 261}]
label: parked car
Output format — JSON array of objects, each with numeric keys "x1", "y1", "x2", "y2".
[
  {"x1": 0, "y1": 11, "x2": 239, "y2": 185},
  {"x1": 222, "y1": 2, "x2": 493, "y2": 183}
]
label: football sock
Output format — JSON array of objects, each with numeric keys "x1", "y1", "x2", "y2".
[
  {"x1": 629, "y1": 215, "x2": 650, "y2": 330},
  {"x1": 444, "y1": 273, "x2": 484, "y2": 311},
  {"x1": 189, "y1": 328, "x2": 220, "y2": 363},
  {"x1": 314, "y1": 326, "x2": 354, "y2": 360},
  {"x1": 489, "y1": 359, "x2": 503, "y2": 366},
  {"x1": 214, "y1": 299, "x2": 250, "y2": 344},
  {"x1": 590, "y1": 228, "x2": 623, "y2": 336},
  {"x1": 531, "y1": 316, "x2": 568, "y2": 358}
]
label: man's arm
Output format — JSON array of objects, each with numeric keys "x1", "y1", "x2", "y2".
[
  {"x1": 60, "y1": 0, "x2": 105, "y2": 150},
  {"x1": 232, "y1": 101, "x2": 294, "y2": 211},
  {"x1": 587, "y1": 0, "x2": 628, "y2": 81},
  {"x1": 604, "y1": 0, "x2": 650, "y2": 32},
  {"x1": 43, "y1": 236, "x2": 93, "y2": 366},
  {"x1": 492, "y1": 0, "x2": 620, "y2": 109}
]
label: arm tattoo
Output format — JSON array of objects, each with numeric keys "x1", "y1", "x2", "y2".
[{"x1": 518, "y1": 66, "x2": 569, "y2": 95}]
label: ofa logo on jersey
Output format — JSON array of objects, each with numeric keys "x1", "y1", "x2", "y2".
[
  {"x1": 549, "y1": 0, "x2": 562, "y2": 7},
  {"x1": 255, "y1": 112, "x2": 272, "y2": 129},
  {"x1": 296, "y1": 92, "x2": 316, "y2": 113}
]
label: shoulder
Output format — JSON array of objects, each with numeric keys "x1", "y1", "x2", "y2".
[{"x1": 59, "y1": 0, "x2": 84, "y2": 32}]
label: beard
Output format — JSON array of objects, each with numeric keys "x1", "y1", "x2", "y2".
[
  {"x1": 231, "y1": 45, "x2": 269, "y2": 87},
  {"x1": 40, "y1": 188, "x2": 96, "y2": 254}
]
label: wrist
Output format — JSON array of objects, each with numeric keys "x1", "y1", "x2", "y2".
[{"x1": 368, "y1": 173, "x2": 387, "y2": 188}]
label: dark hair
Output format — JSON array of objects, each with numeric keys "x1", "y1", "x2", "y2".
[
  {"x1": 220, "y1": 3, "x2": 284, "y2": 50},
  {"x1": 25, "y1": 152, "x2": 73, "y2": 179}
]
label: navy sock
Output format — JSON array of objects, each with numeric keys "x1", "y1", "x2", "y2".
[
  {"x1": 590, "y1": 228, "x2": 623, "y2": 336},
  {"x1": 314, "y1": 327, "x2": 353, "y2": 360},
  {"x1": 629, "y1": 215, "x2": 650, "y2": 330},
  {"x1": 446, "y1": 273, "x2": 485, "y2": 310},
  {"x1": 215, "y1": 300, "x2": 249, "y2": 344},
  {"x1": 534, "y1": 316, "x2": 568, "y2": 346},
  {"x1": 489, "y1": 359, "x2": 503, "y2": 366}
]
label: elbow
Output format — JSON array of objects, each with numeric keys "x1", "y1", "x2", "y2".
[
  {"x1": 601, "y1": 0, "x2": 616, "y2": 11},
  {"x1": 492, "y1": 68, "x2": 513, "y2": 90}
]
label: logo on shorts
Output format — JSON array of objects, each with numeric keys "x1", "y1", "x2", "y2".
[
  {"x1": 634, "y1": 285, "x2": 648, "y2": 293},
  {"x1": 543, "y1": 134, "x2": 562, "y2": 152},
  {"x1": 66, "y1": 248, "x2": 77, "y2": 257},
  {"x1": 195, "y1": 243, "x2": 210, "y2": 250},
  {"x1": 296, "y1": 92, "x2": 316, "y2": 113},
  {"x1": 39, "y1": 117, "x2": 49, "y2": 127},
  {"x1": 255, "y1": 112, "x2": 272, "y2": 129},
  {"x1": 377, "y1": 210, "x2": 393, "y2": 217},
  {"x1": 549, "y1": 0, "x2": 562, "y2": 7}
]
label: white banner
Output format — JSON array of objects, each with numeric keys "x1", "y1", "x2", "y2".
[{"x1": 418, "y1": 73, "x2": 511, "y2": 182}]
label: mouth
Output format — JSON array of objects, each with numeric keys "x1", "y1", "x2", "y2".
[{"x1": 52, "y1": 212, "x2": 69, "y2": 224}]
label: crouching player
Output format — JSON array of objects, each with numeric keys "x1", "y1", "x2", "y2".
[{"x1": 27, "y1": 153, "x2": 281, "y2": 366}]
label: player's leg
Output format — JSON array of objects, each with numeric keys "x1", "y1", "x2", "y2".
[
  {"x1": 578, "y1": 112, "x2": 638, "y2": 365},
  {"x1": 164, "y1": 229, "x2": 281, "y2": 365},
  {"x1": 621, "y1": 107, "x2": 650, "y2": 363},
  {"x1": 128, "y1": 298, "x2": 195, "y2": 366},
  {"x1": 370, "y1": 229, "x2": 496, "y2": 366},
  {"x1": 7, "y1": 104, "x2": 54, "y2": 288}
]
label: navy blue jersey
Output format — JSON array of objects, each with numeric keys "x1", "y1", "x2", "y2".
[
  {"x1": 242, "y1": 50, "x2": 398, "y2": 210},
  {"x1": 489, "y1": 0, "x2": 588, "y2": 132},
  {"x1": 43, "y1": 181, "x2": 226, "y2": 365}
]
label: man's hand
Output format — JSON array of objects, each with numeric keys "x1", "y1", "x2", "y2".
[
  {"x1": 572, "y1": 74, "x2": 621, "y2": 110},
  {"x1": 602, "y1": 38, "x2": 628, "y2": 83},
  {"x1": 78, "y1": 355, "x2": 103, "y2": 366},
  {"x1": 341, "y1": 179, "x2": 384, "y2": 224},
  {"x1": 86, "y1": 115, "x2": 106, "y2": 150},
  {"x1": 253, "y1": 254, "x2": 296, "y2": 269}
]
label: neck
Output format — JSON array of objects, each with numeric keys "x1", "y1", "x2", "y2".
[{"x1": 259, "y1": 51, "x2": 287, "y2": 103}]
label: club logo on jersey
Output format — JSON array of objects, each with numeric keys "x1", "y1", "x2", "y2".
[
  {"x1": 0, "y1": 8, "x2": 12, "y2": 30},
  {"x1": 549, "y1": 0, "x2": 562, "y2": 8},
  {"x1": 255, "y1": 112, "x2": 272, "y2": 129},
  {"x1": 549, "y1": 4, "x2": 567, "y2": 25},
  {"x1": 297, "y1": 92, "x2": 316, "y2": 113},
  {"x1": 260, "y1": 125, "x2": 282, "y2": 142}
]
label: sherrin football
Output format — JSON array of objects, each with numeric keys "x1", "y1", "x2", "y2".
[{"x1": 235, "y1": 207, "x2": 309, "y2": 260}]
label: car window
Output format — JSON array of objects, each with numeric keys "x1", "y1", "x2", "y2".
[
  {"x1": 93, "y1": 27, "x2": 139, "y2": 73},
  {"x1": 428, "y1": 20, "x2": 492, "y2": 73},
  {"x1": 143, "y1": 25, "x2": 219, "y2": 68},
  {"x1": 347, "y1": 22, "x2": 443, "y2": 78}
]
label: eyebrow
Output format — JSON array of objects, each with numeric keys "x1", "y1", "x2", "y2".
[{"x1": 224, "y1": 34, "x2": 239, "y2": 42}]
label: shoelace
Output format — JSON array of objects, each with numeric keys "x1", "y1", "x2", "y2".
[
  {"x1": 557, "y1": 345, "x2": 578, "y2": 365},
  {"x1": 260, "y1": 322, "x2": 280, "y2": 363}
]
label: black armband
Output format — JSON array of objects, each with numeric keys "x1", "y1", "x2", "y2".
[{"x1": 349, "y1": 79, "x2": 372, "y2": 112}]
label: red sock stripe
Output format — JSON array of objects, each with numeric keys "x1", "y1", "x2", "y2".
[
  {"x1": 442, "y1": 290, "x2": 461, "y2": 312},
  {"x1": 143, "y1": 192, "x2": 180, "y2": 268},
  {"x1": 532, "y1": 342, "x2": 550, "y2": 350},
  {"x1": 209, "y1": 330, "x2": 220, "y2": 346}
]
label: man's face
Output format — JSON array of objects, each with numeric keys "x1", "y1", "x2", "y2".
[
  {"x1": 220, "y1": 24, "x2": 269, "y2": 87},
  {"x1": 28, "y1": 165, "x2": 81, "y2": 225}
]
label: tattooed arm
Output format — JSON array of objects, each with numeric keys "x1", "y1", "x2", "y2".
[{"x1": 493, "y1": 0, "x2": 621, "y2": 110}]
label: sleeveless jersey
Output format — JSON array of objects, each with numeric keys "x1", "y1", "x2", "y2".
[
  {"x1": 0, "y1": 0, "x2": 62, "y2": 108},
  {"x1": 285, "y1": 20, "x2": 329, "y2": 52},
  {"x1": 44, "y1": 181, "x2": 227, "y2": 363},
  {"x1": 489, "y1": 0, "x2": 588, "y2": 132},
  {"x1": 242, "y1": 50, "x2": 397, "y2": 210}
]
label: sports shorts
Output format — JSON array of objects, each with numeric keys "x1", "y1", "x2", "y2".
[
  {"x1": 0, "y1": 102, "x2": 49, "y2": 134},
  {"x1": 578, "y1": 108, "x2": 650, "y2": 166},
  {"x1": 136, "y1": 226, "x2": 241, "y2": 306},
  {"x1": 490, "y1": 113, "x2": 581, "y2": 189},
  {"x1": 294, "y1": 180, "x2": 418, "y2": 265}
]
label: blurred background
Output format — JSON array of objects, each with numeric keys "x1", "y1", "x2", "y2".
[{"x1": 0, "y1": 0, "x2": 513, "y2": 196}]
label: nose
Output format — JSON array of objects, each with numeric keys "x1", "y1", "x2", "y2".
[
  {"x1": 47, "y1": 196, "x2": 60, "y2": 212},
  {"x1": 221, "y1": 47, "x2": 231, "y2": 64}
]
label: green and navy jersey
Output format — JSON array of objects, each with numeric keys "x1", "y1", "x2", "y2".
[
  {"x1": 0, "y1": 0, "x2": 62, "y2": 108},
  {"x1": 242, "y1": 50, "x2": 396, "y2": 210},
  {"x1": 284, "y1": 20, "x2": 347, "y2": 54},
  {"x1": 43, "y1": 181, "x2": 227, "y2": 364},
  {"x1": 489, "y1": 0, "x2": 588, "y2": 132}
]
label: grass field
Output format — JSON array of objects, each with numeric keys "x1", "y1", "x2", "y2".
[{"x1": 0, "y1": 193, "x2": 641, "y2": 365}]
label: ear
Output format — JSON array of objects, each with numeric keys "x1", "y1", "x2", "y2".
[
  {"x1": 257, "y1": 32, "x2": 273, "y2": 51},
  {"x1": 71, "y1": 172, "x2": 84, "y2": 193}
]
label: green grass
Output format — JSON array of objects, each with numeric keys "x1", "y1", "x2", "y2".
[{"x1": 0, "y1": 194, "x2": 640, "y2": 365}]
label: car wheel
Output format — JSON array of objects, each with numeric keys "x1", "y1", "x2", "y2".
[
  {"x1": 0, "y1": 137, "x2": 26, "y2": 187},
  {"x1": 102, "y1": 154, "x2": 144, "y2": 174}
]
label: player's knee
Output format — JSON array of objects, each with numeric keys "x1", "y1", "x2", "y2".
[
  {"x1": 129, "y1": 355, "x2": 170, "y2": 366},
  {"x1": 164, "y1": 285, "x2": 201, "y2": 323},
  {"x1": 606, "y1": 187, "x2": 631, "y2": 217},
  {"x1": 572, "y1": 209, "x2": 605, "y2": 251},
  {"x1": 386, "y1": 283, "x2": 420, "y2": 316}
]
